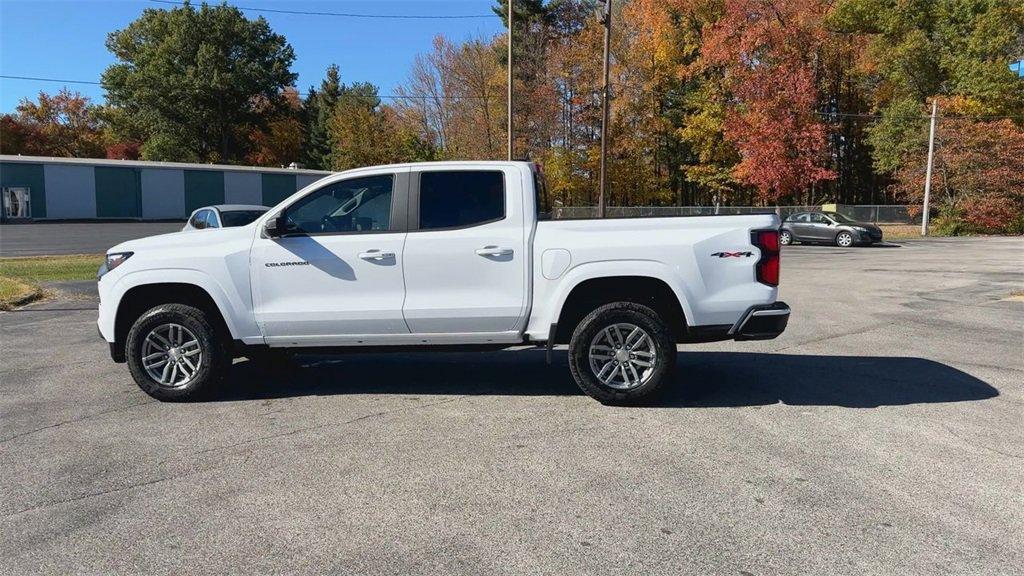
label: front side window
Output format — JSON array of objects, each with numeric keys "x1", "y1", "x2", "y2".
[
  {"x1": 204, "y1": 211, "x2": 220, "y2": 228},
  {"x1": 419, "y1": 170, "x2": 504, "y2": 230},
  {"x1": 284, "y1": 174, "x2": 394, "y2": 234}
]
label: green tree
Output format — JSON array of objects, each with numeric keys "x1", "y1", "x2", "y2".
[
  {"x1": 301, "y1": 64, "x2": 342, "y2": 169},
  {"x1": 101, "y1": 1, "x2": 296, "y2": 163}
]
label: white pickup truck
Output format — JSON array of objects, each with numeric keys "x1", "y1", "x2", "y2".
[{"x1": 98, "y1": 161, "x2": 789, "y2": 404}]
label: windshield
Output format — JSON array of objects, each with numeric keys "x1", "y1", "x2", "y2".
[
  {"x1": 823, "y1": 212, "x2": 856, "y2": 224},
  {"x1": 219, "y1": 210, "x2": 267, "y2": 227}
]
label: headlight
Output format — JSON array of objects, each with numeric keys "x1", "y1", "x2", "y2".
[
  {"x1": 98, "y1": 252, "x2": 133, "y2": 280},
  {"x1": 852, "y1": 226, "x2": 868, "y2": 232}
]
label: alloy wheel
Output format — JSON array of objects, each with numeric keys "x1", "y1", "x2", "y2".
[
  {"x1": 141, "y1": 323, "x2": 203, "y2": 388},
  {"x1": 588, "y1": 323, "x2": 658, "y2": 390}
]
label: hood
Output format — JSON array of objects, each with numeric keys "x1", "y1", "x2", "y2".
[{"x1": 107, "y1": 225, "x2": 254, "y2": 254}]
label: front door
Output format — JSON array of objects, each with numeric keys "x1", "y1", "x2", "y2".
[
  {"x1": 401, "y1": 167, "x2": 528, "y2": 336},
  {"x1": 251, "y1": 171, "x2": 410, "y2": 346}
]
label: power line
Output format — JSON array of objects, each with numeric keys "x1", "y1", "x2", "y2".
[
  {"x1": 147, "y1": 0, "x2": 498, "y2": 19},
  {"x1": 1, "y1": 75, "x2": 101, "y2": 85}
]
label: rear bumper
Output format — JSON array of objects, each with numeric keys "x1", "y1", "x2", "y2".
[{"x1": 729, "y1": 301, "x2": 790, "y2": 340}]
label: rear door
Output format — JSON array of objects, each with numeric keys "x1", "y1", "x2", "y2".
[
  {"x1": 789, "y1": 213, "x2": 811, "y2": 240},
  {"x1": 401, "y1": 166, "x2": 528, "y2": 336}
]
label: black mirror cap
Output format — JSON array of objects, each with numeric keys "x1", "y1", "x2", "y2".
[{"x1": 264, "y1": 213, "x2": 285, "y2": 238}]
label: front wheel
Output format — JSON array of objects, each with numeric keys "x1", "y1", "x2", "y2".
[
  {"x1": 780, "y1": 229, "x2": 793, "y2": 245},
  {"x1": 835, "y1": 231, "x2": 854, "y2": 247},
  {"x1": 125, "y1": 303, "x2": 229, "y2": 401},
  {"x1": 568, "y1": 302, "x2": 676, "y2": 405}
]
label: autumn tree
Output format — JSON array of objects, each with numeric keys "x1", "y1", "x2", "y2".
[
  {"x1": 247, "y1": 87, "x2": 304, "y2": 167},
  {"x1": 893, "y1": 117, "x2": 1024, "y2": 233},
  {"x1": 328, "y1": 85, "x2": 433, "y2": 171},
  {"x1": 0, "y1": 89, "x2": 106, "y2": 158},
  {"x1": 101, "y1": 1, "x2": 296, "y2": 163},
  {"x1": 702, "y1": 0, "x2": 836, "y2": 203}
]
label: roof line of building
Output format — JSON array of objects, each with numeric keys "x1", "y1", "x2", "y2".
[{"x1": 0, "y1": 155, "x2": 334, "y2": 175}]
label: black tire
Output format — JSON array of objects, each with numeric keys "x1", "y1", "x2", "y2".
[
  {"x1": 125, "y1": 303, "x2": 229, "y2": 401},
  {"x1": 835, "y1": 231, "x2": 854, "y2": 247},
  {"x1": 780, "y1": 229, "x2": 793, "y2": 245},
  {"x1": 568, "y1": 302, "x2": 676, "y2": 405}
]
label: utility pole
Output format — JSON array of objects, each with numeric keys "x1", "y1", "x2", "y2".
[
  {"x1": 921, "y1": 99, "x2": 938, "y2": 236},
  {"x1": 507, "y1": 0, "x2": 514, "y2": 161},
  {"x1": 597, "y1": 0, "x2": 612, "y2": 218}
]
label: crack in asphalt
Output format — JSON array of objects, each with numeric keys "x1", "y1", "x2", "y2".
[
  {"x1": 0, "y1": 399, "x2": 157, "y2": 445},
  {"x1": 190, "y1": 395, "x2": 468, "y2": 458},
  {"x1": 2, "y1": 396, "x2": 469, "y2": 518}
]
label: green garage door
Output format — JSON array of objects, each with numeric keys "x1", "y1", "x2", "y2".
[
  {"x1": 0, "y1": 162, "x2": 46, "y2": 219},
  {"x1": 262, "y1": 173, "x2": 296, "y2": 206},
  {"x1": 95, "y1": 166, "x2": 141, "y2": 218},
  {"x1": 184, "y1": 170, "x2": 225, "y2": 213}
]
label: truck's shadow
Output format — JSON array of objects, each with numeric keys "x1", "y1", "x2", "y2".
[{"x1": 217, "y1": 350, "x2": 997, "y2": 408}]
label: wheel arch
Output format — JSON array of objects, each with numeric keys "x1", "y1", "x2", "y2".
[
  {"x1": 551, "y1": 273, "x2": 689, "y2": 344},
  {"x1": 113, "y1": 282, "x2": 234, "y2": 361}
]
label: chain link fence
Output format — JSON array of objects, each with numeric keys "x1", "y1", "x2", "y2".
[{"x1": 552, "y1": 205, "x2": 918, "y2": 224}]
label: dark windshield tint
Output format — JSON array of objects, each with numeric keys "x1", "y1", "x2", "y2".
[
  {"x1": 220, "y1": 210, "x2": 267, "y2": 227},
  {"x1": 419, "y1": 171, "x2": 504, "y2": 229}
]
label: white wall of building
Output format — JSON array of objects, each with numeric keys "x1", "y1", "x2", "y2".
[
  {"x1": 43, "y1": 164, "x2": 96, "y2": 219},
  {"x1": 140, "y1": 168, "x2": 186, "y2": 219}
]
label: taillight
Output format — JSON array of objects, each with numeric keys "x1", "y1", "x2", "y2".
[{"x1": 752, "y1": 230, "x2": 780, "y2": 286}]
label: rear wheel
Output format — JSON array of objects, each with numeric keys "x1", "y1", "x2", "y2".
[
  {"x1": 125, "y1": 303, "x2": 229, "y2": 401},
  {"x1": 835, "y1": 231, "x2": 854, "y2": 247},
  {"x1": 780, "y1": 229, "x2": 793, "y2": 245},
  {"x1": 568, "y1": 302, "x2": 676, "y2": 405}
]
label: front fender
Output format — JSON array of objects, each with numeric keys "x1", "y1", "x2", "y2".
[
  {"x1": 101, "y1": 268, "x2": 260, "y2": 343},
  {"x1": 525, "y1": 260, "x2": 695, "y2": 340}
]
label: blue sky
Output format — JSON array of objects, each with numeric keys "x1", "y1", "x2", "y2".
[{"x1": 0, "y1": 0, "x2": 505, "y2": 112}]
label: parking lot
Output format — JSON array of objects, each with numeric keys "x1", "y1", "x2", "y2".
[{"x1": 1, "y1": 235, "x2": 1022, "y2": 575}]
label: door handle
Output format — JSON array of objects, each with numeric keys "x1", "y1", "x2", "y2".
[
  {"x1": 475, "y1": 246, "x2": 514, "y2": 257},
  {"x1": 358, "y1": 250, "x2": 395, "y2": 260}
]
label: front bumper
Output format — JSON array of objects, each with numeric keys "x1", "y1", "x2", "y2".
[
  {"x1": 729, "y1": 301, "x2": 790, "y2": 340},
  {"x1": 854, "y1": 229, "x2": 883, "y2": 243}
]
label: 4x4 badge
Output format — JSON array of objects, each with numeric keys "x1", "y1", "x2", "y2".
[{"x1": 711, "y1": 251, "x2": 753, "y2": 258}]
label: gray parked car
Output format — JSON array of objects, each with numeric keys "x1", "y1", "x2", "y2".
[
  {"x1": 780, "y1": 211, "x2": 883, "y2": 247},
  {"x1": 183, "y1": 204, "x2": 269, "y2": 231}
]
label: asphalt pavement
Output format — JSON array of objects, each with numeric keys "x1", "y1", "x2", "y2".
[
  {"x1": 1, "y1": 237, "x2": 1022, "y2": 575},
  {"x1": 0, "y1": 222, "x2": 184, "y2": 256}
]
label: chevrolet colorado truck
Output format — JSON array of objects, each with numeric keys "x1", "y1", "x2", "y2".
[{"x1": 97, "y1": 161, "x2": 789, "y2": 405}]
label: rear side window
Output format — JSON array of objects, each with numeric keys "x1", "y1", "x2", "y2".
[
  {"x1": 419, "y1": 171, "x2": 504, "y2": 230},
  {"x1": 220, "y1": 210, "x2": 266, "y2": 227}
]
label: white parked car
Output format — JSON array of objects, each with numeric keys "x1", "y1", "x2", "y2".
[
  {"x1": 97, "y1": 161, "x2": 789, "y2": 405},
  {"x1": 183, "y1": 204, "x2": 269, "y2": 231}
]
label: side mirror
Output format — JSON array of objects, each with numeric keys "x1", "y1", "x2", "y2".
[{"x1": 265, "y1": 213, "x2": 287, "y2": 238}]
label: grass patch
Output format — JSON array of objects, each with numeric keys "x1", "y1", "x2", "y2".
[
  {"x1": 0, "y1": 254, "x2": 104, "y2": 283},
  {"x1": 878, "y1": 225, "x2": 922, "y2": 240},
  {"x1": 0, "y1": 254, "x2": 102, "y2": 309},
  {"x1": 0, "y1": 276, "x2": 42, "y2": 310}
]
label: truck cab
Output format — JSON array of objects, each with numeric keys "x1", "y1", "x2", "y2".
[{"x1": 98, "y1": 161, "x2": 788, "y2": 405}]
